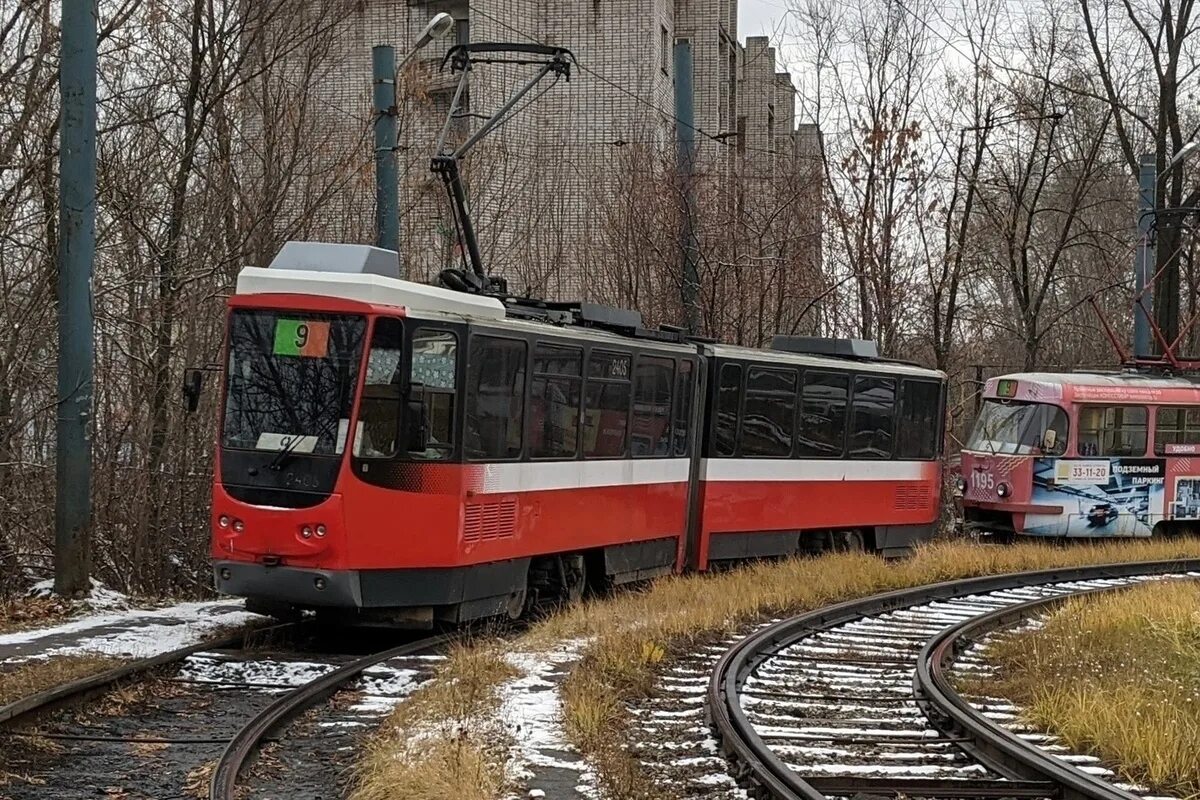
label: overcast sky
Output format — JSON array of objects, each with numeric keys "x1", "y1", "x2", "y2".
[{"x1": 739, "y1": 0, "x2": 793, "y2": 68}]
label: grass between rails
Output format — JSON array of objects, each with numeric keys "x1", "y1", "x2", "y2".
[
  {"x1": 0, "y1": 654, "x2": 122, "y2": 708},
  {"x1": 972, "y1": 579, "x2": 1200, "y2": 799},
  {"x1": 351, "y1": 539, "x2": 1200, "y2": 800},
  {"x1": 352, "y1": 640, "x2": 518, "y2": 800}
]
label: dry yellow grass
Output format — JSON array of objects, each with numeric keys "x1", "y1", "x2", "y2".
[
  {"x1": 351, "y1": 538, "x2": 1200, "y2": 800},
  {"x1": 0, "y1": 596, "x2": 76, "y2": 635},
  {"x1": 977, "y1": 579, "x2": 1200, "y2": 798},
  {"x1": 350, "y1": 640, "x2": 518, "y2": 800},
  {"x1": 0, "y1": 654, "x2": 121, "y2": 708}
]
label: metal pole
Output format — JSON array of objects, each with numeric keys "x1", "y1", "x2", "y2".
[
  {"x1": 673, "y1": 40, "x2": 701, "y2": 334},
  {"x1": 1134, "y1": 153, "x2": 1156, "y2": 358},
  {"x1": 55, "y1": 0, "x2": 97, "y2": 595},
  {"x1": 373, "y1": 45, "x2": 399, "y2": 253}
]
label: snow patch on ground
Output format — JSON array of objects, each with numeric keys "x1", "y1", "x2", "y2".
[
  {"x1": 29, "y1": 577, "x2": 132, "y2": 612},
  {"x1": 0, "y1": 597, "x2": 263, "y2": 662},
  {"x1": 497, "y1": 638, "x2": 600, "y2": 799}
]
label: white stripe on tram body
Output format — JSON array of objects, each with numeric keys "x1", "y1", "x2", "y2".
[
  {"x1": 476, "y1": 458, "x2": 692, "y2": 494},
  {"x1": 701, "y1": 459, "x2": 931, "y2": 483}
]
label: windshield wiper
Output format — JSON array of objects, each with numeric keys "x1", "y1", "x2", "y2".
[{"x1": 268, "y1": 434, "x2": 307, "y2": 471}]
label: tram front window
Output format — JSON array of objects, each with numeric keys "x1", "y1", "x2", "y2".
[
  {"x1": 966, "y1": 400, "x2": 1068, "y2": 456},
  {"x1": 222, "y1": 309, "x2": 366, "y2": 457}
]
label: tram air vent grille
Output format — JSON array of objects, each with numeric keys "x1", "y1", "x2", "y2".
[
  {"x1": 463, "y1": 500, "x2": 518, "y2": 543},
  {"x1": 894, "y1": 483, "x2": 932, "y2": 510}
]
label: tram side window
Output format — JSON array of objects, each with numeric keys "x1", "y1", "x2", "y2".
[
  {"x1": 798, "y1": 371, "x2": 848, "y2": 457},
  {"x1": 403, "y1": 328, "x2": 459, "y2": 459},
  {"x1": 743, "y1": 367, "x2": 796, "y2": 457},
  {"x1": 1155, "y1": 407, "x2": 1200, "y2": 454},
  {"x1": 466, "y1": 336, "x2": 526, "y2": 460},
  {"x1": 895, "y1": 380, "x2": 941, "y2": 460},
  {"x1": 673, "y1": 360, "x2": 695, "y2": 456},
  {"x1": 632, "y1": 356, "x2": 674, "y2": 457},
  {"x1": 530, "y1": 344, "x2": 582, "y2": 459},
  {"x1": 849, "y1": 376, "x2": 895, "y2": 459},
  {"x1": 1077, "y1": 405, "x2": 1147, "y2": 457},
  {"x1": 714, "y1": 364, "x2": 742, "y2": 457},
  {"x1": 354, "y1": 318, "x2": 405, "y2": 459},
  {"x1": 583, "y1": 351, "x2": 632, "y2": 458}
]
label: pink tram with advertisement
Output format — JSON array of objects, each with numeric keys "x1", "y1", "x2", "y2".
[
  {"x1": 961, "y1": 372, "x2": 1200, "y2": 538},
  {"x1": 194, "y1": 242, "x2": 948, "y2": 626}
]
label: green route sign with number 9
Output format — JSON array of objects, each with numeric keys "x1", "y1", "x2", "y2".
[{"x1": 273, "y1": 319, "x2": 330, "y2": 358}]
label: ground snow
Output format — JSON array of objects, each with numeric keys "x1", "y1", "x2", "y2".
[{"x1": 29, "y1": 577, "x2": 131, "y2": 611}]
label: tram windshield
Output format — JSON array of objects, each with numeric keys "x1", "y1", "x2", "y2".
[
  {"x1": 966, "y1": 399, "x2": 1068, "y2": 456},
  {"x1": 221, "y1": 309, "x2": 366, "y2": 456}
]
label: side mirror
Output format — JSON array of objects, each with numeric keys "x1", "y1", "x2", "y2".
[
  {"x1": 182, "y1": 368, "x2": 204, "y2": 413},
  {"x1": 405, "y1": 383, "x2": 428, "y2": 452},
  {"x1": 1042, "y1": 429, "x2": 1057, "y2": 452}
]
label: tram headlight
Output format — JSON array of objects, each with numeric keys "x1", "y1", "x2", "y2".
[
  {"x1": 219, "y1": 568, "x2": 232, "y2": 581},
  {"x1": 315, "y1": 524, "x2": 327, "y2": 538},
  {"x1": 301, "y1": 526, "x2": 313, "y2": 539},
  {"x1": 314, "y1": 577, "x2": 327, "y2": 591},
  {"x1": 956, "y1": 477, "x2": 967, "y2": 494},
  {"x1": 218, "y1": 515, "x2": 230, "y2": 529},
  {"x1": 232, "y1": 519, "x2": 245, "y2": 533},
  {"x1": 997, "y1": 482, "x2": 1011, "y2": 498}
]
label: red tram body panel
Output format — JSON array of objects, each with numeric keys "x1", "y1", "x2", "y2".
[
  {"x1": 962, "y1": 372, "x2": 1200, "y2": 537},
  {"x1": 208, "y1": 243, "x2": 947, "y2": 625}
]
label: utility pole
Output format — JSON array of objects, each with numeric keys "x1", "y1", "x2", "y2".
[
  {"x1": 372, "y1": 45, "x2": 399, "y2": 254},
  {"x1": 1134, "y1": 153, "x2": 1155, "y2": 358},
  {"x1": 55, "y1": 0, "x2": 97, "y2": 595},
  {"x1": 673, "y1": 39, "x2": 701, "y2": 334}
]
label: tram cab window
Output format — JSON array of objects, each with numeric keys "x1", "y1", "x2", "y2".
[
  {"x1": 849, "y1": 376, "x2": 895, "y2": 459},
  {"x1": 530, "y1": 344, "x2": 582, "y2": 459},
  {"x1": 714, "y1": 364, "x2": 742, "y2": 457},
  {"x1": 1155, "y1": 407, "x2": 1200, "y2": 454},
  {"x1": 1077, "y1": 405, "x2": 1147, "y2": 457},
  {"x1": 966, "y1": 400, "x2": 1067, "y2": 456},
  {"x1": 797, "y1": 371, "x2": 848, "y2": 457},
  {"x1": 584, "y1": 351, "x2": 632, "y2": 458},
  {"x1": 466, "y1": 336, "x2": 526, "y2": 460},
  {"x1": 743, "y1": 368, "x2": 796, "y2": 457},
  {"x1": 896, "y1": 380, "x2": 942, "y2": 460},
  {"x1": 632, "y1": 357, "x2": 674, "y2": 457},
  {"x1": 673, "y1": 360, "x2": 695, "y2": 456},
  {"x1": 354, "y1": 318, "x2": 404, "y2": 458},
  {"x1": 405, "y1": 328, "x2": 458, "y2": 459}
]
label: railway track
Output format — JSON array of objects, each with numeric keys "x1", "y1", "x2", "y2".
[
  {"x1": 708, "y1": 559, "x2": 1200, "y2": 800},
  {"x1": 0, "y1": 623, "x2": 449, "y2": 799}
]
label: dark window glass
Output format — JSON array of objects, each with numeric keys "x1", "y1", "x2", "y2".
[
  {"x1": 742, "y1": 367, "x2": 796, "y2": 457},
  {"x1": 632, "y1": 357, "x2": 674, "y2": 457},
  {"x1": 895, "y1": 380, "x2": 941, "y2": 460},
  {"x1": 798, "y1": 371, "x2": 848, "y2": 457},
  {"x1": 530, "y1": 344, "x2": 582, "y2": 459},
  {"x1": 407, "y1": 329, "x2": 457, "y2": 459},
  {"x1": 465, "y1": 336, "x2": 526, "y2": 460},
  {"x1": 584, "y1": 351, "x2": 632, "y2": 458},
  {"x1": 715, "y1": 364, "x2": 742, "y2": 456},
  {"x1": 849, "y1": 375, "x2": 895, "y2": 459},
  {"x1": 967, "y1": 400, "x2": 1068, "y2": 456},
  {"x1": 673, "y1": 360, "x2": 695, "y2": 456},
  {"x1": 1156, "y1": 407, "x2": 1200, "y2": 454},
  {"x1": 223, "y1": 310, "x2": 365, "y2": 456},
  {"x1": 354, "y1": 319, "x2": 403, "y2": 458},
  {"x1": 1078, "y1": 406, "x2": 1147, "y2": 457}
]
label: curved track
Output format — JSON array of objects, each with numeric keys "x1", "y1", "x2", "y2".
[{"x1": 709, "y1": 559, "x2": 1200, "y2": 800}]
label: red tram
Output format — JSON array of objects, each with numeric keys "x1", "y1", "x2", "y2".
[
  {"x1": 201, "y1": 242, "x2": 947, "y2": 625},
  {"x1": 962, "y1": 372, "x2": 1200, "y2": 538}
]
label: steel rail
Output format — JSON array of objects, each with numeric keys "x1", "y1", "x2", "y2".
[
  {"x1": 0, "y1": 622, "x2": 293, "y2": 727},
  {"x1": 916, "y1": 576, "x2": 1199, "y2": 800},
  {"x1": 208, "y1": 633, "x2": 452, "y2": 800},
  {"x1": 707, "y1": 558, "x2": 1200, "y2": 800}
]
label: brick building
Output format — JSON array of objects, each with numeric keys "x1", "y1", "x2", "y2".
[{"x1": 275, "y1": 0, "x2": 824, "y2": 332}]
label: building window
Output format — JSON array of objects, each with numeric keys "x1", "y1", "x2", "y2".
[
  {"x1": 465, "y1": 336, "x2": 526, "y2": 460},
  {"x1": 661, "y1": 25, "x2": 670, "y2": 75},
  {"x1": 1078, "y1": 406, "x2": 1147, "y2": 457}
]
